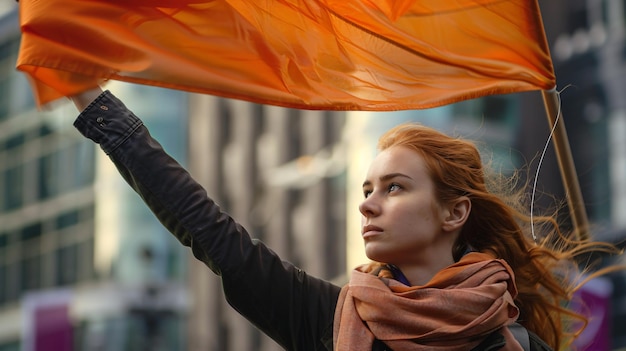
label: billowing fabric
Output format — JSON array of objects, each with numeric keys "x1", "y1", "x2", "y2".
[
  {"x1": 18, "y1": 0, "x2": 555, "y2": 110},
  {"x1": 334, "y1": 252, "x2": 523, "y2": 351}
]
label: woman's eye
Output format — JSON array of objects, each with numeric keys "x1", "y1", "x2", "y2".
[
  {"x1": 388, "y1": 183, "x2": 400, "y2": 192},
  {"x1": 363, "y1": 190, "x2": 372, "y2": 198}
]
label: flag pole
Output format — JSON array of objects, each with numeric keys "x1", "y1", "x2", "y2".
[{"x1": 541, "y1": 89, "x2": 589, "y2": 241}]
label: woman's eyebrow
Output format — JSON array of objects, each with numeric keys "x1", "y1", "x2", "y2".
[{"x1": 362, "y1": 173, "x2": 412, "y2": 188}]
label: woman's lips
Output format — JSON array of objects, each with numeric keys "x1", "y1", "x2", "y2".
[{"x1": 362, "y1": 224, "x2": 383, "y2": 239}]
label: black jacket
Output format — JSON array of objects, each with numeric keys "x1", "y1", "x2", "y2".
[{"x1": 73, "y1": 90, "x2": 552, "y2": 351}]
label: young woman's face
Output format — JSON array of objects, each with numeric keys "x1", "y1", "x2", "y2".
[{"x1": 359, "y1": 146, "x2": 452, "y2": 266}]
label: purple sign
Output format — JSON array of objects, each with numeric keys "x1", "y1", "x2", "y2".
[
  {"x1": 572, "y1": 277, "x2": 613, "y2": 351},
  {"x1": 34, "y1": 304, "x2": 73, "y2": 351},
  {"x1": 22, "y1": 289, "x2": 73, "y2": 351}
]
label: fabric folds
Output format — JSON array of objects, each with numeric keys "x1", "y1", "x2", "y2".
[
  {"x1": 17, "y1": 0, "x2": 555, "y2": 110},
  {"x1": 333, "y1": 252, "x2": 523, "y2": 350}
]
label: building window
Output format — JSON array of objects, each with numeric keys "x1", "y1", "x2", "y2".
[
  {"x1": 38, "y1": 152, "x2": 59, "y2": 200},
  {"x1": 0, "y1": 231, "x2": 7, "y2": 304},
  {"x1": 56, "y1": 210, "x2": 80, "y2": 230},
  {"x1": 0, "y1": 265, "x2": 6, "y2": 304},
  {"x1": 56, "y1": 245, "x2": 78, "y2": 286},
  {"x1": 71, "y1": 141, "x2": 96, "y2": 189},
  {"x1": 451, "y1": 95, "x2": 518, "y2": 126},
  {"x1": 20, "y1": 255, "x2": 42, "y2": 292},
  {"x1": 600, "y1": 0, "x2": 626, "y2": 31},
  {"x1": 0, "y1": 34, "x2": 35, "y2": 118},
  {"x1": 19, "y1": 222, "x2": 43, "y2": 292},
  {"x1": 568, "y1": 0, "x2": 590, "y2": 32},
  {"x1": 3, "y1": 165, "x2": 23, "y2": 210}
]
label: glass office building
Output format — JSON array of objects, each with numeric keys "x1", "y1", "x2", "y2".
[{"x1": 0, "y1": 6, "x2": 189, "y2": 350}]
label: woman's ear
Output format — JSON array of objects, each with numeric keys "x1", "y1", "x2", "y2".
[{"x1": 442, "y1": 196, "x2": 471, "y2": 232}]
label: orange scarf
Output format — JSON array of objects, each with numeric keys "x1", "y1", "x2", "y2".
[{"x1": 333, "y1": 252, "x2": 524, "y2": 351}]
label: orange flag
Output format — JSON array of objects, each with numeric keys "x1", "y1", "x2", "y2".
[{"x1": 17, "y1": 0, "x2": 555, "y2": 110}]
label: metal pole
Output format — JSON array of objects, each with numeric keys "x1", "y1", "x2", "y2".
[{"x1": 541, "y1": 89, "x2": 589, "y2": 241}]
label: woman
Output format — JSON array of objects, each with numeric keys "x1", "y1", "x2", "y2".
[{"x1": 70, "y1": 87, "x2": 608, "y2": 350}]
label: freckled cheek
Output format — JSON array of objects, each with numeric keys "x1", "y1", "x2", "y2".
[
  {"x1": 402, "y1": 208, "x2": 433, "y2": 225},
  {"x1": 393, "y1": 209, "x2": 418, "y2": 225}
]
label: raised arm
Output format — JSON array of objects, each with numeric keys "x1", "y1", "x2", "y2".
[{"x1": 70, "y1": 89, "x2": 340, "y2": 350}]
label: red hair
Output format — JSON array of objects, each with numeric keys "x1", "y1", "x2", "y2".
[{"x1": 367, "y1": 122, "x2": 620, "y2": 350}]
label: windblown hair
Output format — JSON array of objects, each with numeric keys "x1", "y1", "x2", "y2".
[{"x1": 367, "y1": 122, "x2": 621, "y2": 350}]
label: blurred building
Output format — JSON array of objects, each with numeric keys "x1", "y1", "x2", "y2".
[
  {"x1": 0, "y1": 7, "x2": 96, "y2": 351},
  {"x1": 2, "y1": 0, "x2": 626, "y2": 350},
  {"x1": 531, "y1": 0, "x2": 626, "y2": 233},
  {"x1": 537, "y1": 0, "x2": 626, "y2": 348},
  {"x1": 0, "y1": 5, "x2": 189, "y2": 351},
  {"x1": 184, "y1": 95, "x2": 347, "y2": 350}
]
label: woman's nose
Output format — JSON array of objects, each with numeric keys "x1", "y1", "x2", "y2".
[{"x1": 359, "y1": 194, "x2": 380, "y2": 217}]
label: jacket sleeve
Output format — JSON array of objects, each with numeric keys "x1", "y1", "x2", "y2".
[{"x1": 73, "y1": 90, "x2": 340, "y2": 351}]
